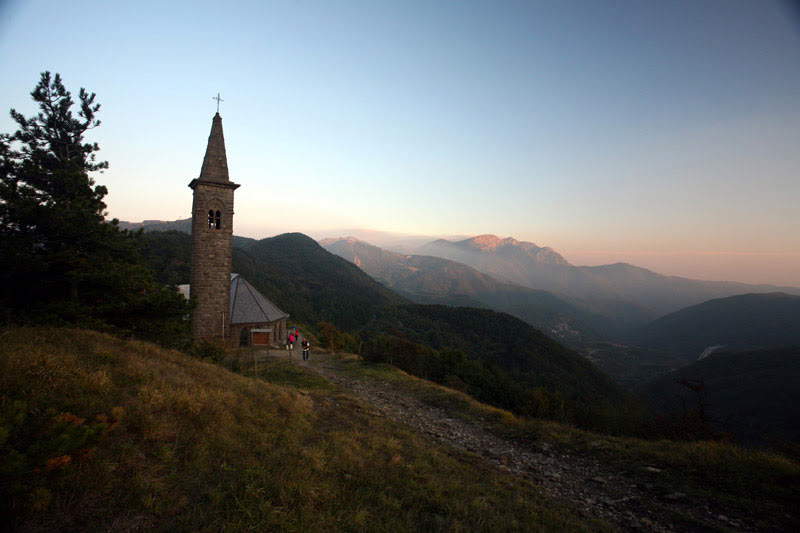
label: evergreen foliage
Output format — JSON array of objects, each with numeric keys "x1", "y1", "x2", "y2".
[
  {"x1": 638, "y1": 292, "x2": 800, "y2": 358},
  {"x1": 139, "y1": 230, "x2": 637, "y2": 432},
  {"x1": 641, "y1": 346, "x2": 800, "y2": 445},
  {"x1": 362, "y1": 305, "x2": 638, "y2": 432},
  {"x1": 231, "y1": 232, "x2": 407, "y2": 330},
  {"x1": 0, "y1": 72, "x2": 189, "y2": 346},
  {"x1": 138, "y1": 230, "x2": 193, "y2": 286},
  {"x1": 316, "y1": 321, "x2": 359, "y2": 353}
]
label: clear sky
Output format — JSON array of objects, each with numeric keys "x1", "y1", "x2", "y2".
[{"x1": 1, "y1": 0, "x2": 799, "y2": 286}]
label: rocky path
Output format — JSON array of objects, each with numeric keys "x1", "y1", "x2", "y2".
[{"x1": 269, "y1": 349, "x2": 773, "y2": 532}]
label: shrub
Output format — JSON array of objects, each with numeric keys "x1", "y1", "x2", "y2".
[
  {"x1": 316, "y1": 321, "x2": 359, "y2": 353},
  {"x1": 189, "y1": 340, "x2": 226, "y2": 363}
]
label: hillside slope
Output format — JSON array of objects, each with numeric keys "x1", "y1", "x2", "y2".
[
  {"x1": 641, "y1": 347, "x2": 800, "y2": 444},
  {"x1": 366, "y1": 304, "x2": 627, "y2": 426},
  {"x1": 314, "y1": 350, "x2": 800, "y2": 531},
  {"x1": 637, "y1": 292, "x2": 800, "y2": 359},
  {"x1": 232, "y1": 233, "x2": 407, "y2": 330},
  {"x1": 139, "y1": 231, "x2": 629, "y2": 428},
  {"x1": 321, "y1": 237, "x2": 617, "y2": 344},
  {"x1": 139, "y1": 231, "x2": 406, "y2": 330},
  {"x1": 0, "y1": 328, "x2": 598, "y2": 531}
]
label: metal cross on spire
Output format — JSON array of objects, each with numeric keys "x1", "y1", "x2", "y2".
[{"x1": 212, "y1": 93, "x2": 224, "y2": 113}]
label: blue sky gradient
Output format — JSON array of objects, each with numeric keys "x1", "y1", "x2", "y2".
[{"x1": 1, "y1": 0, "x2": 799, "y2": 284}]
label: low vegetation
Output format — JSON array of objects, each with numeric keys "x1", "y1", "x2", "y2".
[
  {"x1": 142, "y1": 230, "x2": 640, "y2": 434},
  {"x1": 329, "y1": 351, "x2": 800, "y2": 518},
  {"x1": 362, "y1": 305, "x2": 640, "y2": 435},
  {"x1": 641, "y1": 346, "x2": 800, "y2": 446},
  {"x1": 1, "y1": 328, "x2": 609, "y2": 531}
]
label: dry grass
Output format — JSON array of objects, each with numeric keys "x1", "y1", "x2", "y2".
[
  {"x1": 330, "y1": 352, "x2": 800, "y2": 517},
  {"x1": 0, "y1": 328, "x2": 608, "y2": 532}
]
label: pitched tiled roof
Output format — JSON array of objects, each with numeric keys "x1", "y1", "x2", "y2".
[{"x1": 229, "y1": 273, "x2": 289, "y2": 324}]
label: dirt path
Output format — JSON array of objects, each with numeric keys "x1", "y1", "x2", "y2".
[{"x1": 267, "y1": 348, "x2": 774, "y2": 532}]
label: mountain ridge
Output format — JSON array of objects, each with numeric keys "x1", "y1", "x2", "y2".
[
  {"x1": 126, "y1": 219, "x2": 800, "y2": 325},
  {"x1": 321, "y1": 236, "x2": 617, "y2": 344},
  {"x1": 419, "y1": 235, "x2": 800, "y2": 321},
  {"x1": 139, "y1": 230, "x2": 629, "y2": 426},
  {"x1": 637, "y1": 292, "x2": 800, "y2": 359}
]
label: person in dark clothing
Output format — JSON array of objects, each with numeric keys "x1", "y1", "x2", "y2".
[{"x1": 301, "y1": 339, "x2": 311, "y2": 361}]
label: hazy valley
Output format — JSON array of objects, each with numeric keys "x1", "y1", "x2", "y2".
[{"x1": 124, "y1": 222, "x2": 800, "y2": 450}]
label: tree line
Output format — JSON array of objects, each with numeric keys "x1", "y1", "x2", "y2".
[{"x1": 0, "y1": 72, "x2": 189, "y2": 346}]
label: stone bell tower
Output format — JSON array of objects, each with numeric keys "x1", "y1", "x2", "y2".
[{"x1": 189, "y1": 112, "x2": 240, "y2": 343}]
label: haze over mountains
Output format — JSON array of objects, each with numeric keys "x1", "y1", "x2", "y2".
[
  {"x1": 126, "y1": 218, "x2": 800, "y2": 340},
  {"x1": 322, "y1": 233, "x2": 800, "y2": 327},
  {"x1": 418, "y1": 234, "x2": 800, "y2": 324},
  {"x1": 320, "y1": 236, "x2": 612, "y2": 345},
  {"x1": 136, "y1": 226, "x2": 800, "y2": 443},
  {"x1": 118, "y1": 218, "x2": 192, "y2": 233},
  {"x1": 136, "y1": 230, "x2": 627, "y2": 427},
  {"x1": 321, "y1": 234, "x2": 800, "y2": 388}
]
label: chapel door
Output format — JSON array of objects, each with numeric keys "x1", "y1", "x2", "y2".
[{"x1": 251, "y1": 332, "x2": 269, "y2": 345}]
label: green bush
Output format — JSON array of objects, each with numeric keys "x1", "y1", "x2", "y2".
[
  {"x1": 317, "y1": 321, "x2": 360, "y2": 353},
  {"x1": 189, "y1": 340, "x2": 226, "y2": 363}
]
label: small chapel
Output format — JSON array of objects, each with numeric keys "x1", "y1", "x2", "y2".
[{"x1": 184, "y1": 109, "x2": 288, "y2": 347}]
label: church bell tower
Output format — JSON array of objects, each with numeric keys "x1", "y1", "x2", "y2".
[{"x1": 189, "y1": 112, "x2": 240, "y2": 343}]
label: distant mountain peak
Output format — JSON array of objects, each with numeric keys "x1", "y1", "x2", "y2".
[
  {"x1": 421, "y1": 234, "x2": 571, "y2": 267},
  {"x1": 468, "y1": 234, "x2": 504, "y2": 249},
  {"x1": 319, "y1": 236, "x2": 365, "y2": 246},
  {"x1": 456, "y1": 234, "x2": 532, "y2": 251}
]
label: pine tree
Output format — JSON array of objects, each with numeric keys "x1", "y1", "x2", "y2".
[{"x1": 0, "y1": 72, "x2": 190, "y2": 346}]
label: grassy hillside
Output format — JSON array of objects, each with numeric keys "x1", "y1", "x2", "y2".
[
  {"x1": 325, "y1": 352, "x2": 800, "y2": 530},
  {"x1": 638, "y1": 292, "x2": 800, "y2": 359},
  {"x1": 139, "y1": 232, "x2": 631, "y2": 431},
  {"x1": 364, "y1": 305, "x2": 631, "y2": 431},
  {"x1": 641, "y1": 347, "x2": 800, "y2": 445},
  {"x1": 0, "y1": 328, "x2": 605, "y2": 531}
]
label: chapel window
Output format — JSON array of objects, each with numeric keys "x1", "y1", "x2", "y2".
[
  {"x1": 215, "y1": 210, "x2": 222, "y2": 229},
  {"x1": 207, "y1": 210, "x2": 214, "y2": 229}
]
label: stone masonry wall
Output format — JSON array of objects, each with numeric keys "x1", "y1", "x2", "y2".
[{"x1": 190, "y1": 181, "x2": 236, "y2": 343}]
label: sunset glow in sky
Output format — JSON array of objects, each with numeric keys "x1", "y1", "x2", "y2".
[{"x1": 1, "y1": 0, "x2": 798, "y2": 285}]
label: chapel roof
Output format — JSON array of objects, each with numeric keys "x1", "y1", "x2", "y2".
[{"x1": 229, "y1": 273, "x2": 289, "y2": 324}]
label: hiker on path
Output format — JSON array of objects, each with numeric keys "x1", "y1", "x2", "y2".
[
  {"x1": 288, "y1": 333, "x2": 295, "y2": 355},
  {"x1": 302, "y1": 339, "x2": 311, "y2": 361}
]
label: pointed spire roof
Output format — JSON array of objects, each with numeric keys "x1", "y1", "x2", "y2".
[{"x1": 198, "y1": 112, "x2": 230, "y2": 183}]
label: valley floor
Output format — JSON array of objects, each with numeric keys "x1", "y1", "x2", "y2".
[{"x1": 264, "y1": 345, "x2": 796, "y2": 532}]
